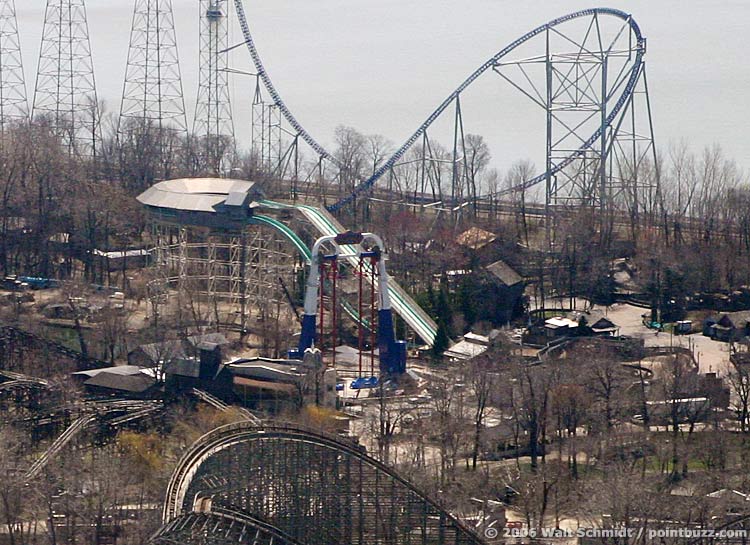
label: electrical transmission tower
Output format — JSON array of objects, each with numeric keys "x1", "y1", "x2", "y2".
[
  {"x1": 194, "y1": 0, "x2": 235, "y2": 175},
  {"x1": 120, "y1": 0, "x2": 188, "y2": 137},
  {"x1": 0, "y1": 0, "x2": 28, "y2": 132},
  {"x1": 33, "y1": 0, "x2": 99, "y2": 156}
]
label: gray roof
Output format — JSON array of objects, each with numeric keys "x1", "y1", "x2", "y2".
[
  {"x1": 591, "y1": 317, "x2": 618, "y2": 331},
  {"x1": 73, "y1": 365, "x2": 145, "y2": 379},
  {"x1": 224, "y1": 190, "x2": 250, "y2": 207},
  {"x1": 724, "y1": 311, "x2": 750, "y2": 326},
  {"x1": 134, "y1": 339, "x2": 186, "y2": 363},
  {"x1": 137, "y1": 178, "x2": 259, "y2": 213},
  {"x1": 164, "y1": 358, "x2": 201, "y2": 378},
  {"x1": 133, "y1": 333, "x2": 228, "y2": 364},
  {"x1": 485, "y1": 260, "x2": 523, "y2": 286},
  {"x1": 84, "y1": 372, "x2": 156, "y2": 393},
  {"x1": 228, "y1": 361, "x2": 305, "y2": 382},
  {"x1": 187, "y1": 333, "x2": 228, "y2": 347}
]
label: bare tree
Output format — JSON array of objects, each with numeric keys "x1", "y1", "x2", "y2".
[
  {"x1": 466, "y1": 354, "x2": 498, "y2": 470},
  {"x1": 510, "y1": 361, "x2": 555, "y2": 471},
  {"x1": 464, "y1": 134, "x2": 491, "y2": 215},
  {"x1": 728, "y1": 354, "x2": 750, "y2": 433},
  {"x1": 506, "y1": 160, "x2": 535, "y2": 246}
]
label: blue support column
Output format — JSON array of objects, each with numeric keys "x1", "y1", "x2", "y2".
[{"x1": 296, "y1": 314, "x2": 317, "y2": 357}]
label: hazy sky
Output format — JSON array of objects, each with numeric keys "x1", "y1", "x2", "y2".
[{"x1": 14, "y1": 1, "x2": 750, "y2": 177}]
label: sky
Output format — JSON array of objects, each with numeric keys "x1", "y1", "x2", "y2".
[{"x1": 13, "y1": 1, "x2": 750, "y2": 178}]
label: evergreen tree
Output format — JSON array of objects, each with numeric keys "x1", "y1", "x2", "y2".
[
  {"x1": 457, "y1": 274, "x2": 478, "y2": 330},
  {"x1": 432, "y1": 283, "x2": 453, "y2": 359}
]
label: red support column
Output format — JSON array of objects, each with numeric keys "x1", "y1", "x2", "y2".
[
  {"x1": 370, "y1": 257, "x2": 377, "y2": 377},
  {"x1": 358, "y1": 257, "x2": 364, "y2": 378},
  {"x1": 331, "y1": 259, "x2": 337, "y2": 367},
  {"x1": 318, "y1": 261, "x2": 325, "y2": 356}
]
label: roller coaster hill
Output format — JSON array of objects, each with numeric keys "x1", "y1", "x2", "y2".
[
  {"x1": 137, "y1": 178, "x2": 416, "y2": 376},
  {"x1": 238, "y1": 3, "x2": 657, "y2": 237}
]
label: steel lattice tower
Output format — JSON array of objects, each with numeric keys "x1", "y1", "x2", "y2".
[
  {"x1": 120, "y1": 0, "x2": 187, "y2": 136},
  {"x1": 251, "y1": 78, "x2": 281, "y2": 175},
  {"x1": 32, "y1": 0, "x2": 99, "y2": 156},
  {"x1": 194, "y1": 0, "x2": 235, "y2": 174},
  {"x1": 0, "y1": 0, "x2": 28, "y2": 132}
]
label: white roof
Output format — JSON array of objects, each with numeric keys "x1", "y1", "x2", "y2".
[
  {"x1": 137, "y1": 178, "x2": 257, "y2": 213},
  {"x1": 545, "y1": 317, "x2": 578, "y2": 328},
  {"x1": 93, "y1": 249, "x2": 150, "y2": 259},
  {"x1": 73, "y1": 365, "x2": 145, "y2": 378},
  {"x1": 463, "y1": 332, "x2": 490, "y2": 346},
  {"x1": 443, "y1": 339, "x2": 489, "y2": 360},
  {"x1": 227, "y1": 363, "x2": 303, "y2": 381}
]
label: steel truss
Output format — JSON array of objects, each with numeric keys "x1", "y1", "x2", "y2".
[
  {"x1": 491, "y1": 12, "x2": 658, "y2": 242},
  {"x1": 251, "y1": 76, "x2": 313, "y2": 199},
  {"x1": 148, "y1": 220, "x2": 294, "y2": 331},
  {"x1": 120, "y1": 0, "x2": 188, "y2": 140},
  {"x1": 251, "y1": 78, "x2": 281, "y2": 174},
  {"x1": 232, "y1": 3, "x2": 656, "y2": 225},
  {"x1": 161, "y1": 423, "x2": 485, "y2": 545},
  {"x1": 33, "y1": 0, "x2": 100, "y2": 157},
  {"x1": 194, "y1": 0, "x2": 235, "y2": 175},
  {"x1": 0, "y1": 0, "x2": 28, "y2": 132}
]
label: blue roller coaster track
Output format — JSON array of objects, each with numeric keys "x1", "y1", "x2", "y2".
[{"x1": 232, "y1": 3, "x2": 646, "y2": 212}]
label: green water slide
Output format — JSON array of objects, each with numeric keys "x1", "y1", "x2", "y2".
[
  {"x1": 256, "y1": 201, "x2": 438, "y2": 346},
  {"x1": 251, "y1": 214, "x2": 373, "y2": 332},
  {"x1": 251, "y1": 214, "x2": 311, "y2": 260}
]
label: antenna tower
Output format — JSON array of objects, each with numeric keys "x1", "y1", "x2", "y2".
[
  {"x1": 32, "y1": 0, "x2": 99, "y2": 156},
  {"x1": 0, "y1": 0, "x2": 27, "y2": 132},
  {"x1": 194, "y1": 0, "x2": 235, "y2": 175},
  {"x1": 120, "y1": 0, "x2": 188, "y2": 137}
]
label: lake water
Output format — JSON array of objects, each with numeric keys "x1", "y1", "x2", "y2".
[{"x1": 14, "y1": 0, "x2": 750, "y2": 178}]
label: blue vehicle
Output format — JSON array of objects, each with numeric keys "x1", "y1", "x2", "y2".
[
  {"x1": 335, "y1": 383, "x2": 345, "y2": 392},
  {"x1": 350, "y1": 376, "x2": 379, "y2": 390},
  {"x1": 18, "y1": 277, "x2": 59, "y2": 290}
]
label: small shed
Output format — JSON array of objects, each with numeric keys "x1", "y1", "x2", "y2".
[
  {"x1": 544, "y1": 317, "x2": 579, "y2": 338},
  {"x1": 703, "y1": 315, "x2": 720, "y2": 337},
  {"x1": 81, "y1": 371, "x2": 158, "y2": 398},
  {"x1": 163, "y1": 342, "x2": 229, "y2": 395},
  {"x1": 708, "y1": 312, "x2": 750, "y2": 342},
  {"x1": 455, "y1": 227, "x2": 497, "y2": 251},
  {"x1": 675, "y1": 320, "x2": 692, "y2": 334},
  {"x1": 485, "y1": 260, "x2": 523, "y2": 288},
  {"x1": 93, "y1": 248, "x2": 150, "y2": 272},
  {"x1": 443, "y1": 332, "x2": 490, "y2": 361},
  {"x1": 590, "y1": 317, "x2": 619, "y2": 336},
  {"x1": 128, "y1": 333, "x2": 229, "y2": 367}
]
